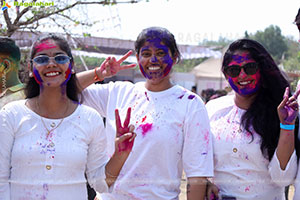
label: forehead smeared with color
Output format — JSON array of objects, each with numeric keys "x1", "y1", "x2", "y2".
[
  {"x1": 230, "y1": 51, "x2": 253, "y2": 64},
  {"x1": 34, "y1": 39, "x2": 57, "y2": 53}
]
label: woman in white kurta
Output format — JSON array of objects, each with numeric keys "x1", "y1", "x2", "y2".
[
  {"x1": 78, "y1": 27, "x2": 214, "y2": 200},
  {"x1": 0, "y1": 34, "x2": 135, "y2": 200},
  {"x1": 206, "y1": 39, "x2": 299, "y2": 200}
]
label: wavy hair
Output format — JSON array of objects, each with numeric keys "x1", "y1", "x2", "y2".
[{"x1": 222, "y1": 39, "x2": 298, "y2": 161}]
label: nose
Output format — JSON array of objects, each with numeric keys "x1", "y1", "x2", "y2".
[
  {"x1": 239, "y1": 68, "x2": 247, "y2": 77},
  {"x1": 46, "y1": 57, "x2": 57, "y2": 67},
  {"x1": 150, "y1": 55, "x2": 158, "y2": 63}
]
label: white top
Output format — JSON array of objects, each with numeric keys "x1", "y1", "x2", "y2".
[
  {"x1": 0, "y1": 100, "x2": 109, "y2": 200},
  {"x1": 83, "y1": 81, "x2": 214, "y2": 200},
  {"x1": 293, "y1": 116, "x2": 300, "y2": 200},
  {"x1": 206, "y1": 95, "x2": 297, "y2": 200}
]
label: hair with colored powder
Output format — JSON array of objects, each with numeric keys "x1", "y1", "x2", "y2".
[
  {"x1": 222, "y1": 39, "x2": 299, "y2": 161},
  {"x1": 134, "y1": 27, "x2": 181, "y2": 63},
  {"x1": 0, "y1": 37, "x2": 21, "y2": 62},
  {"x1": 25, "y1": 34, "x2": 81, "y2": 103}
]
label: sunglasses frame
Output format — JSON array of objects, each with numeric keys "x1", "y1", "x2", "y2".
[
  {"x1": 224, "y1": 62, "x2": 259, "y2": 78},
  {"x1": 32, "y1": 55, "x2": 71, "y2": 65}
]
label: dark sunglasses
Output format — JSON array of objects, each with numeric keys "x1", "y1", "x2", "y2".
[
  {"x1": 224, "y1": 62, "x2": 258, "y2": 78},
  {"x1": 32, "y1": 55, "x2": 70, "y2": 65}
]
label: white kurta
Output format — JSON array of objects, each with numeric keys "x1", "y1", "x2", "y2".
[
  {"x1": 83, "y1": 81, "x2": 214, "y2": 200},
  {"x1": 0, "y1": 100, "x2": 108, "y2": 200},
  {"x1": 206, "y1": 95, "x2": 297, "y2": 200}
]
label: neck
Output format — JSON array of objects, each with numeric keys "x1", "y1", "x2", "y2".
[
  {"x1": 37, "y1": 87, "x2": 70, "y2": 118},
  {"x1": 0, "y1": 73, "x2": 22, "y2": 93},
  {"x1": 234, "y1": 92, "x2": 257, "y2": 110},
  {"x1": 145, "y1": 76, "x2": 173, "y2": 92}
]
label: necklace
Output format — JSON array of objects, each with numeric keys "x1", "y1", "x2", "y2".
[{"x1": 36, "y1": 99, "x2": 69, "y2": 138}]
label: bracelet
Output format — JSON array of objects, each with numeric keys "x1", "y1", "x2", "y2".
[
  {"x1": 94, "y1": 67, "x2": 103, "y2": 82},
  {"x1": 280, "y1": 123, "x2": 295, "y2": 130}
]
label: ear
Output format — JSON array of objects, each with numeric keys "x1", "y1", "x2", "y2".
[{"x1": 27, "y1": 61, "x2": 32, "y2": 72}]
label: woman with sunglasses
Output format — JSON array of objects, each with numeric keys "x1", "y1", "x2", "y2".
[
  {"x1": 0, "y1": 34, "x2": 136, "y2": 199},
  {"x1": 206, "y1": 39, "x2": 299, "y2": 200}
]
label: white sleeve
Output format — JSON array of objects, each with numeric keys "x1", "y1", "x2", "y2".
[
  {"x1": 182, "y1": 100, "x2": 214, "y2": 178},
  {"x1": 82, "y1": 83, "x2": 112, "y2": 118},
  {"x1": 268, "y1": 149, "x2": 297, "y2": 187},
  {"x1": 85, "y1": 112, "x2": 109, "y2": 192},
  {"x1": 0, "y1": 106, "x2": 15, "y2": 199}
]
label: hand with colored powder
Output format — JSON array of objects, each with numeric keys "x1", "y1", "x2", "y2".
[
  {"x1": 115, "y1": 107, "x2": 136, "y2": 153},
  {"x1": 95, "y1": 50, "x2": 136, "y2": 81},
  {"x1": 277, "y1": 87, "x2": 300, "y2": 124}
]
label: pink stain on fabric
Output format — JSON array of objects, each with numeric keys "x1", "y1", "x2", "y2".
[
  {"x1": 245, "y1": 186, "x2": 250, "y2": 192},
  {"x1": 138, "y1": 123, "x2": 153, "y2": 137},
  {"x1": 142, "y1": 116, "x2": 147, "y2": 123}
]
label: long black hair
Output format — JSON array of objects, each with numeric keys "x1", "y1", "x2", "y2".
[
  {"x1": 25, "y1": 34, "x2": 81, "y2": 103},
  {"x1": 222, "y1": 39, "x2": 298, "y2": 161}
]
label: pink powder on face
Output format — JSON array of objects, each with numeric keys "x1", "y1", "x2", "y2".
[
  {"x1": 138, "y1": 123, "x2": 153, "y2": 137},
  {"x1": 35, "y1": 40, "x2": 57, "y2": 53}
]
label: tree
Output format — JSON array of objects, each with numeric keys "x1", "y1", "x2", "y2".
[
  {"x1": 0, "y1": 0, "x2": 144, "y2": 37},
  {"x1": 250, "y1": 25, "x2": 288, "y2": 63}
]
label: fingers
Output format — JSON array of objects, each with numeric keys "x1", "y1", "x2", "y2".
[
  {"x1": 119, "y1": 63, "x2": 137, "y2": 70},
  {"x1": 99, "y1": 57, "x2": 110, "y2": 71},
  {"x1": 117, "y1": 132, "x2": 133, "y2": 144},
  {"x1": 115, "y1": 109, "x2": 122, "y2": 133},
  {"x1": 278, "y1": 87, "x2": 289, "y2": 110},
  {"x1": 117, "y1": 50, "x2": 133, "y2": 64},
  {"x1": 123, "y1": 107, "x2": 131, "y2": 128},
  {"x1": 128, "y1": 125, "x2": 136, "y2": 142},
  {"x1": 283, "y1": 87, "x2": 289, "y2": 99},
  {"x1": 293, "y1": 87, "x2": 300, "y2": 100}
]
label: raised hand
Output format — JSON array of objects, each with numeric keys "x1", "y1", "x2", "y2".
[
  {"x1": 96, "y1": 50, "x2": 136, "y2": 80},
  {"x1": 115, "y1": 107, "x2": 135, "y2": 153},
  {"x1": 277, "y1": 87, "x2": 300, "y2": 124}
]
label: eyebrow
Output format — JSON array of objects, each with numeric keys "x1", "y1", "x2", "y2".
[{"x1": 35, "y1": 52, "x2": 66, "y2": 56}]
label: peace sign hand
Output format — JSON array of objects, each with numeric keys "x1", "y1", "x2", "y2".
[
  {"x1": 115, "y1": 107, "x2": 136, "y2": 153},
  {"x1": 277, "y1": 87, "x2": 300, "y2": 124},
  {"x1": 97, "y1": 50, "x2": 136, "y2": 80}
]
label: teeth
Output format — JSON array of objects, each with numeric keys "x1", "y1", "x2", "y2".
[
  {"x1": 148, "y1": 66, "x2": 160, "y2": 71},
  {"x1": 239, "y1": 81, "x2": 251, "y2": 85},
  {"x1": 45, "y1": 72, "x2": 60, "y2": 77}
]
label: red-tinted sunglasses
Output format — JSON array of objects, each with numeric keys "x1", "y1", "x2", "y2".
[{"x1": 224, "y1": 62, "x2": 258, "y2": 78}]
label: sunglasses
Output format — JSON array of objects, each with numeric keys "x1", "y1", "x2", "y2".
[
  {"x1": 224, "y1": 62, "x2": 258, "y2": 78},
  {"x1": 32, "y1": 55, "x2": 70, "y2": 65}
]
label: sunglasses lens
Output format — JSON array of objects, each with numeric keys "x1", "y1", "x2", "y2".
[
  {"x1": 33, "y1": 56, "x2": 49, "y2": 65},
  {"x1": 225, "y1": 66, "x2": 240, "y2": 78},
  {"x1": 244, "y1": 63, "x2": 258, "y2": 75},
  {"x1": 55, "y1": 55, "x2": 70, "y2": 64}
]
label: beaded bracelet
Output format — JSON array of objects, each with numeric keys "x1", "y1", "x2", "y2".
[{"x1": 280, "y1": 123, "x2": 295, "y2": 131}]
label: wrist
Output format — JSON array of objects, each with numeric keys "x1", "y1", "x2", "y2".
[
  {"x1": 280, "y1": 123, "x2": 295, "y2": 131},
  {"x1": 94, "y1": 67, "x2": 104, "y2": 82}
]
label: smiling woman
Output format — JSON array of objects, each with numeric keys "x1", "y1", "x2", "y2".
[
  {"x1": 0, "y1": 34, "x2": 136, "y2": 199},
  {"x1": 77, "y1": 27, "x2": 214, "y2": 200}
]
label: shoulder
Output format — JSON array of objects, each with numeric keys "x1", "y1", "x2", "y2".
[
  {"x1": 78, "y1": 104, "x2": 103, "y2": 119},
  {"x1": 1, "y1": 99, "x2": 26, "y2": 112},
  {"x1": 205, "y1": 95, "x2": 235, "y2": 117}
]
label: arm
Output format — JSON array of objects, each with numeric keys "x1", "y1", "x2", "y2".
[
  {"x1": 187, "y1": 177, "x2": 207, "y2": 200},
  {"x1": 76, "y1": 51, "x2": 136, "y2": 90},
  {"x1": 276, "y1": 87, "x2": 299, "y2": 170},
  {"x1": 105, "y1": 108, "x2": 136, "y2": 187}
]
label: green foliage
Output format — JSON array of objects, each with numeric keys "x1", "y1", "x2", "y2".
[
  {"x1": 249, "y1": 25, "x2": 288, "y2": 63},
  {"x1": 173, "y1": 57, "x2": 207, "y2": 72},
  {"x1": 199, "y1": 36, "x2": 232, "y2": 49},
  {"x1": 73, "y1": 56, "x2": 105, "y2": 71}
]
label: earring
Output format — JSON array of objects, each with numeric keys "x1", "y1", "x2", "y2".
[
  {"x1": 29, "y1": 71, "x2": 33, "y2": 77},
  {"x1": 71, "y1": 68, "x2": 75, "y2": 74}
]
